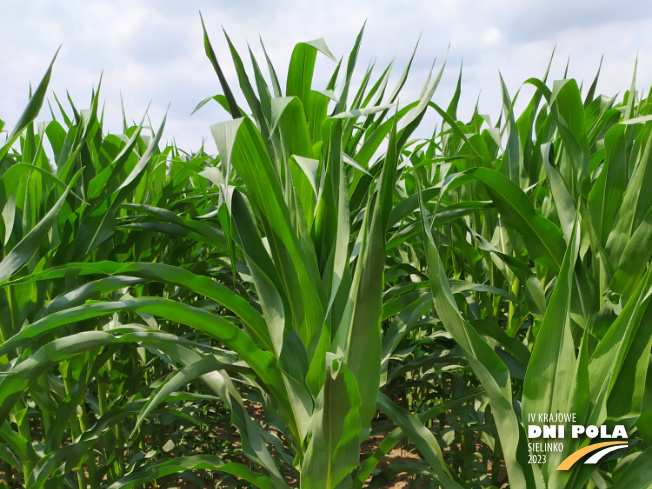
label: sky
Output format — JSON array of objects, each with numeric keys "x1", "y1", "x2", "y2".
[{"x1": 2, "y1": 0, "x2": 652, "y2": 153}]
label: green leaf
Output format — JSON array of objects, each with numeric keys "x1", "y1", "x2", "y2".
[
  {"x1": 211, "y1": 117, "x2": 325, "y2": 353},
  {"x1": 108, "y1": 456, "x2": 277, "y2": 489},
  {"x1": 301, "y1": 354, "x2": 361, "y2": 489},
  {"x1": 419, "y1": 180, "x2": 538, "y2": 489},
  {"x1": 377, "y1": 394, "x2": 466, "y2": 489},
  {"x1": 611, "y1": 448, "x2": 652, "y2": 489},
  {"x1": 471, "y1": 167, "x2": 566, "y2": 271},
  {"x1": 0, "y1": 49, "x2": 59, "y2": 165},
  {"x1": 200, "y1": 14, "x2": 241, "y2": 119},
  {"x1": 0, "y1": 171, "x2": 78, "y2": 283},
  {"x1": 550, "y1": 79, "x2": 590, "y2": 196},
  {"x1": 588, "y1": 123, "x2": 628, "y2": 246},
  {"x1": 522, "y1": 219, "x2": 580, "y2": 481}
]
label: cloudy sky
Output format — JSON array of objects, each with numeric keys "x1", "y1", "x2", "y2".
[{"x1": 2, "y1": 0, "x2": 652, "y2": 152}]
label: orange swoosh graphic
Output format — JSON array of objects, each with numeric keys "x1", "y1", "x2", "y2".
[{"x1": 557, "y1": 441, "x2": 628, "y2": 470}]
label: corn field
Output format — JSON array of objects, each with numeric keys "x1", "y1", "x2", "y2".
[{"x1": 2, "y1": 20, "x2": 652, "y2": 489}]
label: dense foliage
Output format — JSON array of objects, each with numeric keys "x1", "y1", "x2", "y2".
[{"x1": 2, "y1": 21, "x2": 652, "y2": 489}]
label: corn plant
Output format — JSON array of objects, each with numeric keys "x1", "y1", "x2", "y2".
[
  {"x1": 3, "y1": 18, "x2": 652, "y2": 489},
  {"x1": 0, "y1": 22, "x2": 461, "y2": 488},
  {"x1": 397, "y1": 64, "x2": 652, "y2": 487}
]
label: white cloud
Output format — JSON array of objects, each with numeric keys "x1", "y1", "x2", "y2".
[{"x1": 1, "y1": 0, "x2": 652, "y2": 152}]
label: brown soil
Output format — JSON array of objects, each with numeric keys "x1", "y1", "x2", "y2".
[
  {"x1": 2, "y1": 402, "x2": 508, "y2": 488},
  {"x1": 360, "y1": 432, "x2": 426, "y2": 489}
]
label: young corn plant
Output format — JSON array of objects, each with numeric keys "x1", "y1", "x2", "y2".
[
  {"x1": 3, "y1": 18, "x2": 652, "y2": 489},
  {"x1": 0, "y1": 55, "x2": 234, "y2": 487},
  {"x1": 400, "y1": 63, "x2": 652, "y2": 487},
  {"x1": 0, "y1": 23, "x2": 468, "y2": 489}
]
